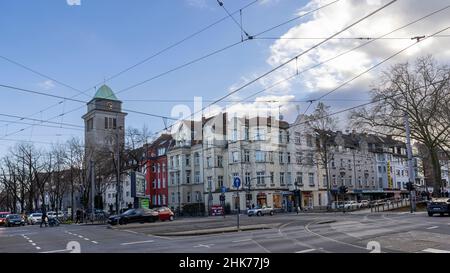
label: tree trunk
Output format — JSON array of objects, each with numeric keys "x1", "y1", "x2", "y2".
[{"x1": 429, "y1": 148, "x2": 442, "y2": 196}]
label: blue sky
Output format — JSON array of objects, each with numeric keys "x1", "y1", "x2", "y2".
[{"x1": 1, "y1": 0, "x2": 449, "y2": 155}]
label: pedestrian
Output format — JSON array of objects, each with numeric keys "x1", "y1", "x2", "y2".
[
  {"x1": 75, "y1": 209, "x2": 81, "y2": 224},
  {"x1": 40, "y1": 209, "x2": 48, "y2": 228},
  {"x1": 296, "y1": 205, "x2": 300, "y2": 215}
]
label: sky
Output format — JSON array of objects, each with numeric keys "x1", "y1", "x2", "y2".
[{"x1": 0, "y1": 0, "x2": 449, "y2": 156}]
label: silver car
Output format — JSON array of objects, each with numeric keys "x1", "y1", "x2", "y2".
[{"x1": 28, "y1": 213, "x2": 42, "y2": 225}]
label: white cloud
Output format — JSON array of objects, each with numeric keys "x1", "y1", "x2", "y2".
[
  {"x1": 186, "y1": 0, "x2": 207, "y2": 9},
  {"x1": 66, "y1": 0, "x2": 81, "y2": 6},
  {"x1": 38, "y1": 80, "x2": 55, "y2": 90}
]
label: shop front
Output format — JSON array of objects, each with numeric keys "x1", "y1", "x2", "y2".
[
  {"x1": 272, "y1": 192, "x2": 283, "y2": 209},
  {"x1": 257, "y1": 192, "x2": 267, "y2": 207},
  {"x1": 302, "y1": 191, "x2": 313, "y2": 209}
]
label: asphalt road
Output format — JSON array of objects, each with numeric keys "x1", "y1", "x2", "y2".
[{"x1": 1, "y1": 212, "x2": 450, "y2": 253}]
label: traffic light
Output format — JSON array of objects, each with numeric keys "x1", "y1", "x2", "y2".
[
  {"x1": 405, "y1": 182, "x2": 415, "y2": 191},
  {"x1": 339, "y1": 185, "x2": 348, "y2": 194}
]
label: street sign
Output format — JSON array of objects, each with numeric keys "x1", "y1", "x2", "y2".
[
  {"x1": 221, "y1": 186, "x2": 227, "y2": 193},
  {"x1": 233, "y1": 177, "x2": 241, "y2": 188}
]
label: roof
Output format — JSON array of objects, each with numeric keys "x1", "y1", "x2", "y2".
[{"x1": 93, "y1": 84, "x2": 119, "y2": 101}]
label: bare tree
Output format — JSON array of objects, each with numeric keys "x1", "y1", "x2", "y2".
[
  {"x1": 351, "y1": 56, "x2": 450, "y2": 195},
  {"x1": 307, "y1": 102, "x2": 339, "y2": 208}
]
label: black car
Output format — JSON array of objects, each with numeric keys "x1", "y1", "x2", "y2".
[
  {"x1": 427, "y1": 198, "x2": 450, "y2": 216},
  {"x1": 108, "y1": 208, "x2": 159, "y2": 225},
  {"x1": 5, "y1": 214, "x2": 25, "y2": 227}
]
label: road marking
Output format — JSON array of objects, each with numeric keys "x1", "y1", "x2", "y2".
[
  {"x1": 28, "y1": 240, "x2": 33, "y2": 243},
  {"x1": 422, "y1": 248, "x2": 450, "y2": 253},
  {"x1": 193, "y1": 244, "x2": 214, "y2": 248},
  {"x1": 295, "y1": 248, "x2": 316, "y2": 253},
  {"x1": 36, "y1": 247, "x2": 41, "y2": 250},
  {"x1": 84, "y1": 238, "x2": 90, "y2": 241},
  {"x1": 31, "y1": 243, "x2": 36, "y2": 246},
  {"x1": 120, "y1": 240, "x2": 154, "y2": 246},
  {"x1": 124, "y1": 230, "x2": 138, "y2": 234},
  {"x1": 232, "y1": 239, "x2": 252, "y2": 243},
  {"x1": 40, "y1": 249, "x2": 69, "y2": 253},
  {"x1": 78, "y1": 235, "x2": 83, "y2": 238},
  {"x1": 426, "y1": 226, "x2": 439, "y2": 230},
  {"x1": 92, "y1": 241, "x2": 98, "y2": 244}
]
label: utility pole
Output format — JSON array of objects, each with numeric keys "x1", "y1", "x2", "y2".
[
  {"x1": 115, "y1": 129, "x2": 121, "y2": 215},
  {"x1": 90, "y1": 160, "x2": 95, "y2": 223},
  {"x1": 404, "y1": 112, "x2": 416, "y2": 213}
]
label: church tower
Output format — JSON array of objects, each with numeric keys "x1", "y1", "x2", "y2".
[{"x1": 82, "y1": 84, "x2": 127, "y2": 160}]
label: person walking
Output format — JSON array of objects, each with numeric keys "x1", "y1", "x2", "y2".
[
  {"x1": 40, "y1": 207, "x2": 48, "y2": 228},
  {"x1": 75, "y1": 209, "x2": 81, "y2": 224}
]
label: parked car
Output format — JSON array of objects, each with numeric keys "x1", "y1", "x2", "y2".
[
  {"x1": 47, "y1": 211, "x2": 66, "y2": 219},
  {"x1": 247, "y1": 206, "x2": 274, "y2": 216},
  {"x1": 344, "y1": 201, "x2": 358, "y2": 209},
  {"x1": 28, "y1": 213, "x2": 43, "y2": 225},
  {"x1": 427, "y1": 198, "x2": 450, "y2": 217},
  {"x1": 108, "y1": 208, "x2": 159, "y2": 225},
  {"x1": 359, "y1": 200, "x2": 370, "y2": 208},
  {"x1": 5, "y1": 214, "x2": 25, "y2": 227},
  {"x1": 156, "y1": 207, "x2": 174, "y2": 221},
  {"x1": 0, "y1": 212, "x2": 11, "y2": 226}
]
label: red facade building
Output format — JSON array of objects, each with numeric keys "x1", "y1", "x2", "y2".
[{"x1": 145, "y1": 134, "x2": 174, "y2": 207}]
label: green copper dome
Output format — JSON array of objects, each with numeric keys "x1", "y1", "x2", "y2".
[{"x1": 94, "y1": 84, "x2": 119, "y2": 101}]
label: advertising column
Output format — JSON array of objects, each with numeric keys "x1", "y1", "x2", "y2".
[{"x1": 131, "y1": 171, "x2": 150, "y2": 209}]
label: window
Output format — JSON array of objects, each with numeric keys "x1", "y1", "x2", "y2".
[
  {"x1": 286, "y1": 131, "x2": 290, "y2": 143},
  {"x1": 255, "y1": 151, "x2": 265, "y2": 162},
  {"x1": 218, "y1": 176, "x2": 224, "y2": 188},
  {"x1": 187, "y1": 192, "x2": 191, "y2": 203},
  {"x1": 279, "y1": 152, "x2": 284, "y2": 164},
  {"x1": 256, "y1": 171, "x2": 265, "y2": 185},
  {"x1": 232, "y1": 152, "x2": 239, "y2": 163},
  {"x1": 287, "y1": 172, "x2": 292, "y2": 185},
  {"x1": 126, "y1": 191, "x2": 129, "y2": 197},
  {"x1": 231, "y1": 129, "x2": 238, "y2": 141},
  {"x1": 108, "y1": 193, "x2": 111, "y2": 198},
  {"x1": 245, "y1": 172, "x2": 251, "y2": 186},
  {"x1": 287, "y1": 152, "x2": 291, "y2": 164},
  {"x1": 268, "y1": 152, "x2": 274, "y2": 163},
  {"x1": 195, "y1": 191, "x2": 202, "y2": 202},
  {"x1": 306, "y1": 134, "x2": 313, "y2": 147},
  {"x1": 195, "y1": 171, "x2": 200, "y2": 183},
  {"x1": 86, "y1": 118, "x2": 93, "y2": 131},
  {"x1": 217, "y1": 156, "x2": 223, "y2": 167},
  {"x1": 186, "y1": 170, "x2": 191, "y2": 184},
  {"x1": 244, "y1": 126, "x2": 249, "y2": 141},
  {"x1": 294, "y1": 132, "x2": 301, "y2": 144},
  {"x1": 280, "y1": 172, "x2": 285, "y2": 185},
  {"x1": 279, "y1": 130, "x2": 283, "y2": 143},
  {"x1": 306, "y1": 153, "x2": 314, "y2": 165},
  {"x1": 296, "y1": 172, "x2": 303, "y2": 185},
  {"x1": 170, "y1": 173, "x2": 174, "y2": 185},
  {"x1": 207, "y1": 176, "x2": 212, "y2": 191},
  {"x1": 185, "y1": 155, "x2": 190, "y2": 166},
  {"x1": 207, "y1": 156, "x2": 212, "y2": 168},
  {"x1": 244, "y1": 150, "x2": 250, "y2": 162},
  {"x1": 309, "y1": 173, "x2": 314, "y2": 186},
  {"x1": 378, "y1": 177, "x2": 383, "y2": 188},
  {"x1": 171, "y1": 192, "x2": 175, "y2": 203},
  {"x1": 174, "y1": 155, "x2": 179, "y2": 167},
  {"x1": 104, "y1": 117, "x2": 116, "y2": 129},
  {"x1": 296, "y1": 152, "x2": 303, "y2": 164},
  {"x1": 254, "y1": 127, "x2": 266, "y2": 141},
  {"x1": 194, "y1": 153, "x2": 200, "y2": 165},
  {"x1": 323, "y1": 175, "x2": 327, "y2": 187},
  {"x1": 270, "y1": 172, "x2": 274, "y2": 184},
  {"x1": 378, "y1": 166, "x2": 382, "y2": 173}
]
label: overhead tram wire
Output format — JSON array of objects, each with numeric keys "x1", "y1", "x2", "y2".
[
  {"x1": 254, "y1": 34, "x2": 450, "y2": 40},
  {"x1": 148, "y1": 0, "x2": 398, "y2": 137},
  {"x1": 313, "y1": 26, "x2": 450, "y2": 102},
  {"x1": 0, "y1": 1, "x2": 342, "y2": 140},
  {"x1": 235, "y1": 4, "x2": 450, "y2": 104},
  {"x1": 288, "y1": 79, "x2": 448, "y2": 130},
  {"x1": 113, "y1": 0, "x2": 341, "y2": 97},
  {"x1": 0, "y1": 0, "x2": 261, "y2": 131},
  {"x1": 0, "y1": 84, "x2": 177, "y2": 121}
]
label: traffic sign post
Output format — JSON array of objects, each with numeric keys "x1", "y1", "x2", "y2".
[{"x1": 233, "y1": 177, "x2": 241, "y2": 230}]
